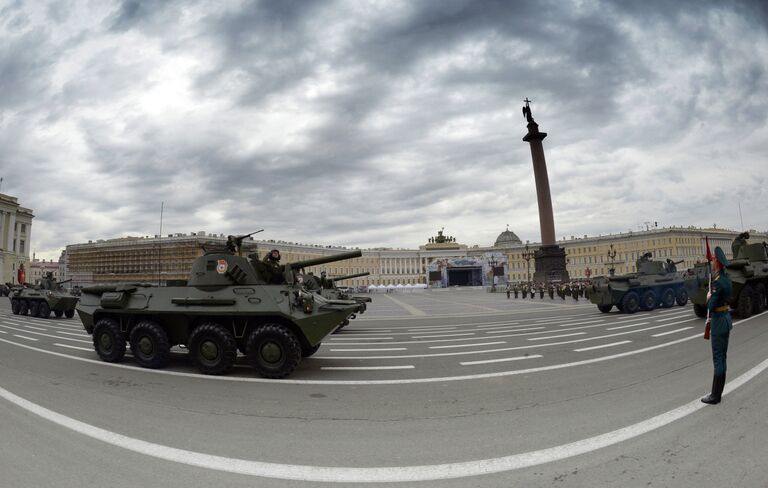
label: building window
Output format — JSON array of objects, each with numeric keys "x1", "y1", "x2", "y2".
[{"x1": 19, "y1": 240, "x2": 25, "y2": 254}]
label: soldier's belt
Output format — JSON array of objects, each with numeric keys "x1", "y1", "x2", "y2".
[{"x1": 713, "y1": 306, "x2": 729, "y2": 313}]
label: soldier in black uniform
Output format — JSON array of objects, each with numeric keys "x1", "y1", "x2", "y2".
[
  {"x1": 522, "y1": 286, "x2": 528, "y2": 299},
  {"x1": 701, "y1": 247, "x2": 733, "y2": 405},
  {"x1": 539, "y1": 285, "x2": 544, "y2": 299},
  {"x1": 513, "y1": 285, "x2": 519, "y2": 299},
  {"x1": 548, "y1": 284, "x2": 555, "y2": 300}
]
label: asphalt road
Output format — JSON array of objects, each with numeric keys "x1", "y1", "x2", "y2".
[{"x1": 2, "y1": 289, "x2": 767, "y2": 487}]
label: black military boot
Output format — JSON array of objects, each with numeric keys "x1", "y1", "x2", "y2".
[{"x1": 701, "y1": 375, "x2": 726, "y2": 405}]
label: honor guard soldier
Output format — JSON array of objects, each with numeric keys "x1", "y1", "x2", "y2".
[
  {"x1": 514, "y1": 285, "x2": 519, "y2": 299},
  {"x1": 522, "y1": 286, "x2": 528, "y2": 299},
  {"x1": 531, "y1": 285, "x2": 536, "y2": 300},
  {"x1": 701, "y1": 246, "x2": 733, "y2": 405},
  {"x1": 539, "y1": 285, "x2": 544, "y2": 299},
  {"x1": 548, "y1": 284, "x2": 555, "y2": 300},
  {"x1": 506, "y1": 283, "x2": 511, "y2": 299}
]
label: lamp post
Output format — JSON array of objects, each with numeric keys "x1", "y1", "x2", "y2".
[
  {"x1": 522, "y1": 244, "x2": 534, "y2": 288},
  {"x1": 607, "y1": 244, "x2": 617, "y2": 276},
  {"x1": 487, "y1": 256, "x2": 498, "y2": 291}
]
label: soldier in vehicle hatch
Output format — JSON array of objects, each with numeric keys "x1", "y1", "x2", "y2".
[
  {"x1": 262, "y1": 249, "x2": 284, "y2": 284},
  {"x1": 731, "y1": 232, "x2": 749, "y2": 259}
]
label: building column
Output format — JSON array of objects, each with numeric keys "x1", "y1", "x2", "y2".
[{"x1": 7, "y1": 212, "x2": 15, "y2": 252}]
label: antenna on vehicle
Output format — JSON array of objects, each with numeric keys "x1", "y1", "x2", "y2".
[
  {"x1": 158, "y1": 201, "x2": 164, "y2": 285},
  {"x1": 738, "y1": 201, "x2": 744, "y2": 231}
]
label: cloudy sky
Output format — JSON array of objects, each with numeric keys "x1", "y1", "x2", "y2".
[{"x1": 1, "y1": 0, "x2": 767, "y2": 260}]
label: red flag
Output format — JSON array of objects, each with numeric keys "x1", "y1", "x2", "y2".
[{"x1": 705, "y1": 236, "x2": 713, "y2": 262}]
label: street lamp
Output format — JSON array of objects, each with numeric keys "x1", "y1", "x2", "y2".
[
  {"x1": 607, "y1": 244, "x2": 617, "y2": 276},
  {"x1": 522, "y1": 244, "x2": 534, "y2": 288},
  {"x1": 487, "y1": 256, "x2": 498, "y2": 291}
]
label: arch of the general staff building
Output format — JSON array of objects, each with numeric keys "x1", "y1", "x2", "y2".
[{"x1": 61, "y1": 226, "x2": 767, "y2": 289}]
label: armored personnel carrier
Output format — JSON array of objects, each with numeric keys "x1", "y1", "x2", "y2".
[
  {"x1": 76, "y1": 234, "x2": 366, "y2": 379},
  {"x1": 319, "y1": 272, "x2": 372, "y2": 331},
  {"x1": 685, "y1": 234, "x2": 768, "y2": 319},
  {"x1": 589, "y1": 252, "x2": 688, "y2": 314},
  {"x1": 10, "y1": 272, "x2": 79, "y2": 318}
]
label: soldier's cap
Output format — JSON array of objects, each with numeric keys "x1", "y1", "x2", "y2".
[{"x1": 714, "y1": 246, "x2": 729, "y2": 267}]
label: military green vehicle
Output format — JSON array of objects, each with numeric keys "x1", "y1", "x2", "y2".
[
  {"x1": 9, "y1": 273, "x2": 79, "y2": 318},
  {"x1": 685, "y1": 234, "x2": 768, "y2": 319},
  {"x1": 76, "y1": 235, "x2": 367, "y2": 379},
  {"x1": 589, "y1": 252, "x2": 688, "y2": 314},
  {"x1": 320, "y1": 272, "x2": 372, "y2": 331}
]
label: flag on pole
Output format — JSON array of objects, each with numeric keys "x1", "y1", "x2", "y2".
[{"x1": 705, "y1": 236, "x2": 713, "y2": 262}]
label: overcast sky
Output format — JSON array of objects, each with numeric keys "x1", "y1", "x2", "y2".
[{"x1": 1, "y1": 0, "x2": 767, "y2": 260}]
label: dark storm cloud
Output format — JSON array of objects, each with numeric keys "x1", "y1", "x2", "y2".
[{"x1": 1, "y1": 0, "x2": 766, "y2": 259}]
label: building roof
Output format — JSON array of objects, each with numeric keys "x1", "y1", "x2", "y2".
[{"x1": 494, "y1": 228, "x2": 522, "y2": 248}]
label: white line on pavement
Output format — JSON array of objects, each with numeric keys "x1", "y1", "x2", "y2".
[
  {"x1": 574, "y1": 341, "x2": 632, "y2": 352},
  {"x1": 411, "y1": 333, "x2": 475, "y2": 339},
  {"x1": 460, "y1": 354, "x2": 542, "y2": 366},
  {"x1": 328, "y1": 348, "x2": 407, "y2": 352},
  {"x1": 54, "y1": 343, "x2": 93, "y2": 352},
  {"x1": 652, "y1": 327, "x2": 694, "y2": 337},
  {"x1": 528, "y1": 332, "x2": 586, "y2": 341},
  {"x1": 606, "y1": 322, "x2": 650, "y2": 330},
  {"x1": 430, "y1": 341, "x2": 506, "y2": 349},
  {"x1": 13, "y1": 334, "x2": 38, "y2": 341},
  {"x1": 320, "y1": 366, "x2": 415, "y2": 371}
]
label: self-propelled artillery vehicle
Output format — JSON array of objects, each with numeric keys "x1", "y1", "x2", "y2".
[
  {"x1": 685, "y1": 233, "x2": 768, "y2": 319},
  {"x1": 589, "y1": 252, "x2": 688, "y2": 313},
  {"x1": 76, "y1": 233, "x2": 367, "y2": 379},
  {"x1": 10, "y1": 272, "x2": 79, "y2": 318}
]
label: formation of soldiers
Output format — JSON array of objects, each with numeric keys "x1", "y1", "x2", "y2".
[{"x1": 505, "y1": 282, "x2": 591, "y2": 301}]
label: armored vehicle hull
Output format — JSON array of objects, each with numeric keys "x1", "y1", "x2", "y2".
[
  {"x1": 589, "y1": 254, "x2": 688, "y2": 314},
  {"x1": 685, "y1": 241, "x2": 768, "y2": 319},
  {"x1": 76, "y1": 248, "x2": 366, "y2": 378},
  {"x1": 10, "y1": 286, "x2": 79, "y2": 319}
]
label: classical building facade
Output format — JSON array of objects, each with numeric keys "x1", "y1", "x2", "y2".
[
  {"x1": 64, "y1": 225, "x2": 766, "y2": 288},
  {"x1": 0, "y1": 193, "x2": 34, "y2": 285}
]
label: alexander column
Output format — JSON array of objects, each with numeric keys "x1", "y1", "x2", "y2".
[{"x1": 522, "y1": 98, "x2": 569, "y2": 283}]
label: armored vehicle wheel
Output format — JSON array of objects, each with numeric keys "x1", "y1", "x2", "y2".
[
  {"x1": 675, "y1": 288, "x2": 688, "y2": 306},
  {"x1": 640, "y1": 290, "x2": 657, "y2": 311},
  {"x1": 18, "y1": 300, "x2": 28, "y2": 316},
  {"x1": 92, "y1": 318, "x2": 126, "y2": 363},
  {"x1": 754, "y1": 283, "x2": 766, "y2": 314},
  {"x1": 597, "y1": 305, "x2": 613, "y2": 313},
  {"x1": 64, "y1": 309, "x2": 75, "y2": 318},
  {"x1": 129, "y1": 321, "x2": 170, "y2": 369},
  {"x1": 660, "y1": 288, "x2": 675, "y2": 308},
  {"x1": 54, "y1": 310, "x2": 64, "y2": 318},
  {"x1": 246, "y1": 324, "x2": 301, "y2": 379},
  {"x1": 188, "y1": 323, "x2": 237, "y2": 375},
  {"x1": 693, "y1": 303, "x2": 708, "y2": 318},
  {"x1": 29, "y1": 300, "x2": 40, "y2": 317},
  {"x1": 11, "y1": 299, "x2": 19, "y2": 315},
  {"x1": 736, "y1": 285, "x2": 754, "y2": 318},
  {"x1": 301, "y1": 343, "x2": 321, "y2": 358},
  {"x1": 621, "y1": 292, "x2": 640, "y2": 314},
  {"x1": 38, "y1": 302, "x2": 50, "y2": 318}
]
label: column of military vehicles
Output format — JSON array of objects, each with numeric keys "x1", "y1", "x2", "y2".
[
  {"x1": 589, "y1": 233, "x2": 768, "y2": 319},
  {"x1": 74, "y1": 234, "x2": 369, "y2": 379},
  {"x1": 8, "y1": 272, "x2": 79, "y2": 318}
]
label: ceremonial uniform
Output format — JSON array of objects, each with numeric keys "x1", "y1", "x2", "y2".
[{"x1": 702, "y1": 247, "x2": 733, "y2": 405}]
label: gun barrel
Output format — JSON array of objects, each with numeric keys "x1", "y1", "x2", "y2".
[
  {"x1": 673, "y1": 259, "x2": 684, "y2": 265},
  {"x1": 289, "y1": 250, "x2": 363, "y2": 270},
  {"x1": 59, "y1": 279, "x2": 73, "y2": 284},
  {"x1": 331, "y1": 272, "x2": 370, "y2": 282}
]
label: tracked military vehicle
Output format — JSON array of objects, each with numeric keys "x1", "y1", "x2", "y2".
[
  {"x1": 76, "y1": 234, "x2": 366, "y2": 379},
  {"x1": 685, "y1": 234, "x2": 768, "y2": 319},
  {"x1": 589, "y1": 252, "x2": 688, "y2": 314},
  {"x1": 10, "y1": 273, "x2": 79, "y2": 318}
]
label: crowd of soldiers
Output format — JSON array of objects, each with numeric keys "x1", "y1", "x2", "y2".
[{"x1": 504, "y1": 282, "x2": 591, "y2": 301}]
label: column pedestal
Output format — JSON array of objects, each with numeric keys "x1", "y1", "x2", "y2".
[{"x1": 533, "y1": 245, "x2": 570, "y2": 284}]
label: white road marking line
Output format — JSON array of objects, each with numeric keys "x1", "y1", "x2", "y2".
[
  {"x1": 23, "y1": 325, "x2": 47, "y2": 331},
  {"x1": 0, "y1": 324, "x2": 92, "y2": 343},
  {"x1": 430, "y1": 341, "x2": 506, "y2": 349},
  {"x1": 13, "y1": 334, "x2": 38, "y2": 341},
  {"x1": 528, "y1": 332, "x2": 586, "y2": 341},
  {"x1": 652, "y1": 327, "x2": 694, "y2": 337},
  {"x1": 320, "y1": 366, "x2": 414, "y2": 371},
  {"x1": 407, "y1": 328, "x2": 458, "y2": 332},
  {"x1": 328, "y1": 348, "x2": 407, "y2": 352},
  {"x1": 655, "y1": 314, "x2": 693, "y2": 322},
  {"x1": 574, "y1": 341, "x2": 632, "y2": 352},
  {"x1": 329, "y1": 337, "x2": 394, "y2": 341},
  {"x1": 56, "y1": 330, "x2": 89, "y2": 337},
  {"x1": 411, "y1": 333, "x2": 475, "y2": 339},
  {"x1": 54, "y1": 343, "x2": 93, "y2": 352},
  {"x1": 485, "y1": 327, "x2": 546, "y2": 334},
  {"x1": 606, "y1": 322, "x2": 650, "y2": 330},
  {"x1": 0, "y1": 312, "x2": 764, "y2": 385},
  {"x1": 0, "y1": 330, "x2": 6, "y2": 334},
  {"x1": 460, "y1": 354, "x2": 542, "y2": 366}
]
